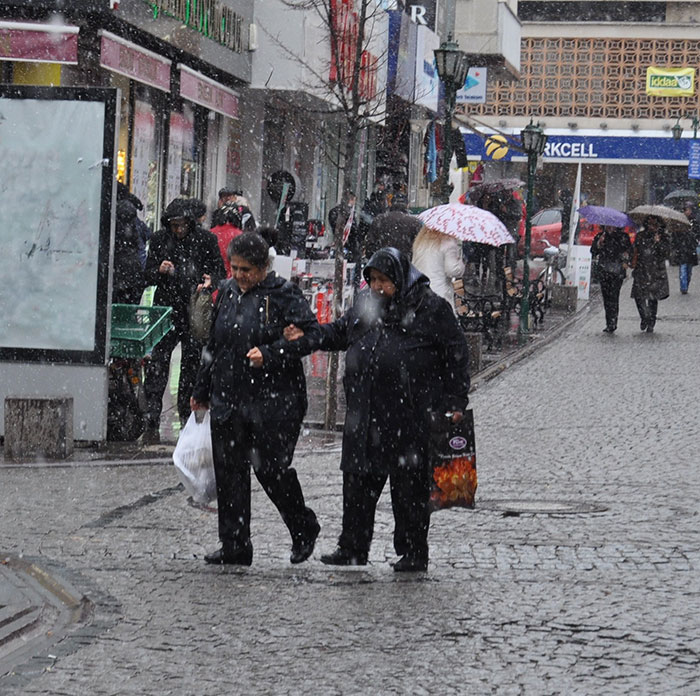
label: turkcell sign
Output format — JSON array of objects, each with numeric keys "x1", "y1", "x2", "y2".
[
  {"x1": 545, "y1": 141, "x2": 596, "y2": 158},
  {"x1": 461, "y1": 131, "x2": 691, "y2": 164}
]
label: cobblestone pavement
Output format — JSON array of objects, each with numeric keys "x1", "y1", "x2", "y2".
[{"x1": 2, "y1": 280, "x2": 700, "y2": 694}]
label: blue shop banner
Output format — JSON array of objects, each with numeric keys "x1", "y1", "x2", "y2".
[{"x1": 461, "y1": 130, "x2": 691, "y2": 164}]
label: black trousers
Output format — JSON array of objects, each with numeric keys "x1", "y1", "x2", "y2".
[
  {"x1": 338, "y1": 462, "x2": 431, "y2": 558},
  {"x1": 143, "y1": 324, "x2": 202, "y2": 427},
  {"x1": 210, "y1": 415, "x2": 317, "y2": 551},
  {"x1": 634, "y1": 297, "x2": 658, "y2": 327},
  {"x1": 599, "y1": 272, "x2": 624, "y2": 329}
]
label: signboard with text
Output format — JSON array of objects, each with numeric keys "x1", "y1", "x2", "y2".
[{"x1": 462, "y1": 130, "x2": 694, "y2": 164}]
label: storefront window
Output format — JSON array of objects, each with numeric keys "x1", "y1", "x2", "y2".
[
  {"x1": 110, "y1": 72, "x2": 130, "y2": 184},
  {"x1": 132, "y1": 97, "x2": 161, "y2": 231},
  {"x1": 167, "y1": 103, "x2": 197, "y2": 203}
]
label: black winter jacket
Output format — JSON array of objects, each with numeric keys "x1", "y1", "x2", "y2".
[
  {"x1": 192, "y1": 273, "x2": 321, "y2": 425},
  {"x1": 144, "y1": 218, "x2": 225, "y2": 332},
  {"x1": 310, "y1": 248, "x2": 470, "y2": 475}
]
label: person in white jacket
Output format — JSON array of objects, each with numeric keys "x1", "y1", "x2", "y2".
[{"x1": 411, "y1": 226, "x2": 466, "y2": 312}]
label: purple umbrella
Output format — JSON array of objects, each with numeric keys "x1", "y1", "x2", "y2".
[{"x1": 578, "y1": 205, "x2": 637, "y2": 229}]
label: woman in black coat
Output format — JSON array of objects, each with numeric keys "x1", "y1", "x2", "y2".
[
  {"x1": 190, "y1": 232, "x2": 321, "y2": 566},
  {"x1": 631, "y1": 215, "x2": 671, "y2": 333},
  {"x1": 590, "y1": 225, "x2": 633, "y2": 333},
  {"x1": 289, "y1": 247, "x2": 470, "y2": 572}
]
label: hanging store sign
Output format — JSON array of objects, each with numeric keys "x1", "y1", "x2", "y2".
[
  {"x1": 0, "y1": 21, "x2": 79, "y2": 64},
  {"x1": 645, "y1": 67, "x2": 695, "y2": 97},
  {"x1": 99, "y1": 31, "x2": 171, "y2": 92},
  {"x1": 144, "y1": 0, "x2": 246, "y2": 53},
  {"x1": 178, "y1": 65, "x2": 239, "y2": 119},
  {"x1": 329, "y1": 0, "x2": 379, "y2": 100},
  {"x1": 688, "y1": 141, "x2": 700, "y2": 179},
  {"x1": 456, "y1": 67, "x2": 487, "y2": 104},
  {"x1": 414, "y1": 24, "x2": 440, "y2": 112}
]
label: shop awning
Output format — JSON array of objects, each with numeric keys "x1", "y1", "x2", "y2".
[
  {"x1": 0, "y1": 21, "x2": 79, "y2": 64},
  {"x1": 178, "y1": 65, "x2": 239, "y2": 119},
  {"x1": 99, "y1": 31, "x2": 171, "y2": 92}
]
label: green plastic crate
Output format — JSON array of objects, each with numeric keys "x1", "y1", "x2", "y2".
[{"x1": 110, "y1": 304, "x2": 173, "y2": 359}]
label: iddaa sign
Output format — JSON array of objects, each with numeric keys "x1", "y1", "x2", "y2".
[{"x1": 645, "y1": 67, "x2": 695, "y2": 97}]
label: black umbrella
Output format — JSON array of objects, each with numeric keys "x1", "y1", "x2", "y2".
[
  {"x1": 663, "y1": 189, "x2": 697, "y2": 205},
  {"x1": 465, "y1": 178, "x2": 524, "y2": 206}
]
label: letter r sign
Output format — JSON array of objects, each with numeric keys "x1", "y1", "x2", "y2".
[{"x1": 410, "y1": 5, "x2": 427, "y2": 24}]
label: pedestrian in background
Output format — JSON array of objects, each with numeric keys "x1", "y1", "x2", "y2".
[
  {"x1": 286, "y1": 247, "x2": 470, "y2": 572},
  {"x1": 112, "y1": 200, "x2": 146, "y2": 305},
  {"x1": 210, "y1": 187, "x2": 240, "y2": 228},
  {"x1": 117, "y1": 181, "x2": 151, "y2": 268},
  {"x1": 671, "y1": 203, "x2": 699, "y2": 294},
  {"x1": 590, "y1": 225, "x2": 633, "y2": 333},
  {"x1": 411, "y1": 225, "x2": 465, "y2": 312},
  {"x1": 365, "y1": 192, "x2": 421, "y2": 258},
  {"x1": 191, "y1": 232, "x2": 321, "y2": 566},
  {"x1": 631, "y1": 215, "x2": 670, "y2": 333},
  {"x1": 210, "y1": 202, "x2": 245, "y2": 277},
  {"x1": 142, "y1": 199, "x2": 225, "y2": 440}
]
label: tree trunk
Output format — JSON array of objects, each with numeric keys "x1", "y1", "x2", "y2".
[{"x1": 324, "y1": 123, "x2": 359, "y2": 431}]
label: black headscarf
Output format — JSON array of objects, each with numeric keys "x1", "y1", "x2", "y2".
[{"x1": 363, "y1": 247, "x2": 430, "y2": 324}]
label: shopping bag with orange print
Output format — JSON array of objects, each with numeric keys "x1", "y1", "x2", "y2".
[{"x1": 428, "y1": 409, "x2": 477, "y2": 511}]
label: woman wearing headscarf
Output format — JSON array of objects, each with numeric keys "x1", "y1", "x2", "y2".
[
  {"x1": 631, "y1": 215, "x2": 671, "y2": 333},
  {"x1": 190, "y1": 232, "x2": 321, "y2": 566},
  {"x1": 590, "y1": 224, "x2": 633, "y2": 333},
  {"x1": 286, "y1": 247, "x2": 470, "y2": 571}
]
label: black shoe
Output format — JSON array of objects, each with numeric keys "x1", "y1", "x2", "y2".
[
  {"x1": 204, "y1": 545, "x2": 253, "y2": 566},
  {"x1": 393, "y1": 553, "x2": 428, "y2": 572},
  {"x1": 320, "y1": 547, "x2": 368, "y2": 566},
  {"x1": 290, "y1": 520, "x2": 321, "y2": 564},
  {"x1": 640, "y1": 320, "x2": 647, "y2": 332},
  {"x1": 603, "y1": 325, "x2": 615, "y2": 333},
  {"x1": 646, "y1": 325, "x2": 654, "y2": 333}
]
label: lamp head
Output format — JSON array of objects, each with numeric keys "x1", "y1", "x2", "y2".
[
  {"x1": 672, "y1": 119, "x2": 683, "y2": 141},
  {"x1": 520, "y1": 120, "x2": 548, "y2": 155},
  {"x1": 434, "y1": 37, "x2": 469, "y2": 88}
]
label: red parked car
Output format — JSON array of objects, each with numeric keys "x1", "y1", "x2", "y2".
[{"x1": 517, "y1": 207, "x2": 636, "y2": 257}]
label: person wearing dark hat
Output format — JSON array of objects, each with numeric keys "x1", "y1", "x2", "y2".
[
  {"x1": 112, "y1": 200, "x2": 146, "y2": 305},
  {"x1": 187, "y1": 198, "x2": 208, "y2": 226},
  {"x1": 116, "y1": 181, "x2": 151, "y2": 268},
  {"x1": 142, "y1": 198, "x2": 226, "y2": 441},
  {"x1": 365, "y1": 192, "x2": 422, "y2": 258},
  {"x1": 284, "y1": 247, "x2": 470, "y2": 572},
  {"x1": 211, "y1": 187, "x2": 242, "y2": 228}
]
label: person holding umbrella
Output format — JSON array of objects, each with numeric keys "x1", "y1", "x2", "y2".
[
  {"x1": 579, "y1": 206, "x2": 636, "y2": 333},
  {"x1": 413, "y1": 204, "x2": 514, "y2": 311},
  {"x1": 630, "y1": 215, "x2": 671, "y2": 333},
  {"x1": 590, "y1": 225, "x2": 633, "y2": 333}
]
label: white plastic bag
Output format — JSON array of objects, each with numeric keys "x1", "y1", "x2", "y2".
[{"x1": 173, "y1": 411, "x2": 217, "y2": 504}]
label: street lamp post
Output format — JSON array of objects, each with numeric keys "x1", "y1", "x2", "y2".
[
  {"x1": 518, "y1": 121, "x2": 548, "y2": 344},
  {"x1": 672, "y1": 115, "x2": 700, "y2": 192},
  {"x1": 672, "y1": 115, "x2": 700, "y2": 140},
  {"x1": 434, "y1": 36, "x2": 469, "y2": 204}
]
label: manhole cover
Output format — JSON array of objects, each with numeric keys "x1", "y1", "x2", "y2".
[{"x1": 481, "y1": 499, "x2": 608, "y2": 515}]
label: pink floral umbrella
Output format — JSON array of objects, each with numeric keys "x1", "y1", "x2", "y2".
[{"x1": 418, "y1": 204, "x2": 514, "y2": 246}]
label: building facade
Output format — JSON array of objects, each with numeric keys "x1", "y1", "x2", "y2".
[{"x1": 460, "y1": 1, "x2": 700, "y2": 211}]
